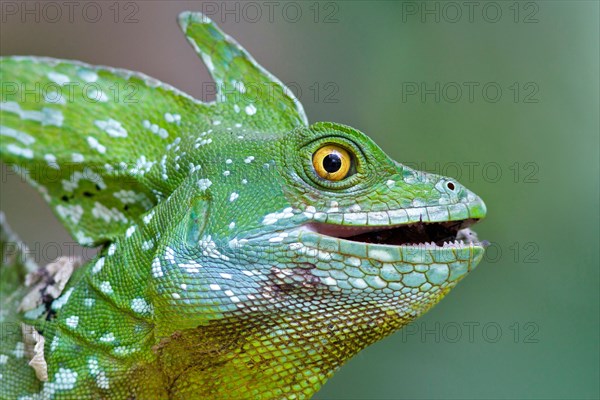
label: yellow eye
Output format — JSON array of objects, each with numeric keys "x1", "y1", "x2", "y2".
[{"x1": 312, "y1": 145, "x2": 351, "y2": 181}]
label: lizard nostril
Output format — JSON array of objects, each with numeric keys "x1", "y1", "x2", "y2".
[{"x1": 446, "y1": 182, "x2": 455, "y2": 191}]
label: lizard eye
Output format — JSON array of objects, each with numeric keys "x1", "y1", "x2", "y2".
[{"x1": 312, "y1": 145, "x2": 352, "y2": 181}]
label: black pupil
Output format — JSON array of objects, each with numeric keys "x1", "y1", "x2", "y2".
[{"x1": 323, "y1": 153, "x2": 342, "y2": 173}]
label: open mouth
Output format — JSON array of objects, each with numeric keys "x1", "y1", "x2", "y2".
[{"x1": 309, "y1": 218, "x2": 481, "y2": 247}]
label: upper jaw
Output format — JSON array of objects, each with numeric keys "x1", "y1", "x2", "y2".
[{"x1": 302, "y1": 199, "x2": 487, "y2": 250}]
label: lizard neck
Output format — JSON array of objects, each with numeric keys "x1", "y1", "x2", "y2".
[{"x1": 132, "y1": 297, "x2": 410, "y2": 399}]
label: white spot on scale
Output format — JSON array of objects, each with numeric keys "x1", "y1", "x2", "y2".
[
  {"x1": 52, "y1": 288, "x2": 74, "y2": 310},
  {"x1": 125, "y1": 226, "x2": 136, "y2": 238},
  {"x1": 6, "y1": 144, "x2": 33, "y2": 159},
  {"x1": 66, "y1": 316, "x2": 79, "y2": 329},
  {"x1": 114, "y1": 190, "x2": 138, "y2": 204},
  {"x1": 62, "y1": 168, "x2": 106, "y2": 192},
  {"x1": 88, "y1": 357, "x2": 109, "y2": 388},
  {"x1": 100, "y1": 281, "x2": 113, "y2": 294},
  {"x1": 203, "y1": 54, "x2": 214, "y2": 71},
  {"x1": 94, "y1": 118, "x2": 127, "y2": 138},
  {"x1": 76, "y1": 231, "x2": 93, "y2": 246},
  {"x1": 91, "y1": 202, "x2": 127, "y2": 223},
  {"x1": 220, "y1": 273, "x2": 232, "y2": 279},
  {"x1": 210, "y1": 284, "x2": 221, "y2": 291},
  {"x1": 164, "y1": 113, "x2": 181, "y2": 124},
  {"x1": 47, "y1": 72, "x2": 70, "y2": 86},
  {"x1": 13, "y1": 342, "x2": 24, "y2": 358},
  {"x1": 244, "y1": 156, "x2": 255, "y2": 163},
  {"x1": 245, "y1": 104, "x2": 257, "y2": 115},
  {"x1": 96, "y1": 372, "x2": 110, "y2": 389},
  {"x1": 228, "y1": 238, "x2": 247, "y2": 250},
  {"x1": 87, "y1": 88, "x2": 108, "y2": 102},
  {"x1": 223, "y1": 170, "x2": 230, "y2": 176},
  {"x1": 0, "y1": 125, "x2": 35, "y2": 145},
  {"x1": 99, "y1": 333, "x2": 115, "y2": 342},
  {"x1": 53, "y1": 367, "x2": 78, "y2": 390},
  {"x1": 151, "y1": 258, "x2": 163, "y2": 278},
  {"x1": 229, "y1": 222, "x2": 235, "y2": 229},
  {"x1": 194, "y1": 138, "x2": 212, "y2": 147},
  {"x1": 1, "y1": 101, "x2": 64, "y2": 126},
  {"x1": 262, "y1": 208, "x2": 295, "y2": 225},
  {"x1": 143, "y1": 211, "x2": 155, "y2": 224},
  {"x1": 71, "y1": 153, "x2": 84, "y2": 163},
  {"x1": 233, "y1": 80, "x2": 246, "y2": 93},
  {"x1": 165, "y1": 247, "x2": 176, "y2": 264},
  {"x1": 87, "y1": 136, "x2": 106, "y2": 154},
  {"x1": 44, "y1": 154, "x2": 59, "y2": 169},
  {"x1": 367, "y1": 248, "x2": 397, "y2": 262},
  {"x1": 229, "y1": 192, "x2": 239, "y2": 202},
  {"x1": 143, "y1": 119, "x2": 169, "y2": 139},
  {"x1": 92, "y1": 257, "x2": 105, "y2": 274},
  {"x1": 321, "y1": 277, "x2": 337, "y2": 286},
  {"x1": 77, "y1": 69, "x2": 98, "y2": 82},
  {"x1": 198, "y1": 235, "x2": 230, "y2": 261},
  {"x1": 179, "y1": 260, "x2": 202, "y2": 273},
  {"x1": 56, "y1": 204, "x2": 84, "y2": 225},
  {"x1": 131, "y1": 155, "x2": 155, "y2": 175},
  {"x1": 131, "y1": 298, "x2": 152, "y2": 314}
]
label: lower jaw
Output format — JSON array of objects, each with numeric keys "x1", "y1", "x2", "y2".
[{"x1": 296, "y1": 229, "x2": 486, "y2": 264}]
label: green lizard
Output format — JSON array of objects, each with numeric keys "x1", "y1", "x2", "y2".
[{"x1": 0, "y1": 12, "x2": 486, "y2": 399}]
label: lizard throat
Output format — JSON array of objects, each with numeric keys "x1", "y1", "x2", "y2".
[{"x1": 308, "y1": 218, "x2": 481, "y2": 247}]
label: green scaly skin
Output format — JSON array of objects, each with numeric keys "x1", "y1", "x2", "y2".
[{"x1": 0, "y1": 12, "x2": 486, "y2": 399}]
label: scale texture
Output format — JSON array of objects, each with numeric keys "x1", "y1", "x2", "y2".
[{"x1": 0, "y1": 12, "x2": 486, "y2": 399}]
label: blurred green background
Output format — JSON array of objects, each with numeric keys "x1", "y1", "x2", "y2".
[{"x1": 1, "y1": 1, "x2": 598, "y2": 399}]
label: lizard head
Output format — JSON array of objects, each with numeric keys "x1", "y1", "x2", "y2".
[
  {"x1": 238, "y1": 121, "x2": 487, "y2": 323},
  {"x1": 164, "y1": 120, "x2": 486, "y2": 368}
]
